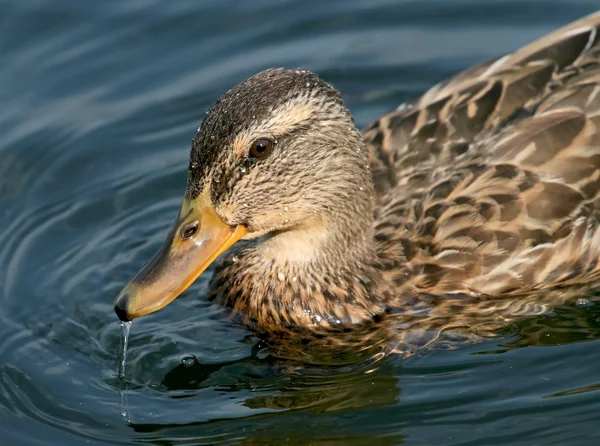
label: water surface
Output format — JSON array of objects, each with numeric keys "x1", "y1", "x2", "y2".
[{"x1": 1, "y1": 1, "x2": 600, "y2": 444}]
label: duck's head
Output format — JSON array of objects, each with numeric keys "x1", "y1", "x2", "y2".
[{"x1": 114, "y1": 68, "x2": 374, "y2": 322}]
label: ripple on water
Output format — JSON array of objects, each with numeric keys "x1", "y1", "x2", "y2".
[{"x1": 1, "y1": 1, "x2": 600, "y2": 444}]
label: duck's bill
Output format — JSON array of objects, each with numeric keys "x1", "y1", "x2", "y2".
[{"x1": 113, "y1": 190, "x2": 247, "y2": 321}]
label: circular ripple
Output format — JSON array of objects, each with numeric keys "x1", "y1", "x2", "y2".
[{"x1": 1, "y1": 1, "x2": 600, "y2": 445}]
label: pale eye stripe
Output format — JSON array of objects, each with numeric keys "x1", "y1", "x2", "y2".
[{"x1": 231, "y1": 93, "x2": 320, "y2": 158}]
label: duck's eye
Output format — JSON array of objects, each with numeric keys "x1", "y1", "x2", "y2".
[
  {"x1": 249, "y1": 138, "x2": 273, "y2": 159},
  {"x1": 181, "y1": 221, "x2": 199, "y2": 240}
]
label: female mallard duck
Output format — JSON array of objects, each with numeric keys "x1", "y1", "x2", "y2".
[{"x1": 115, "y1": 13, "x2": 600, "y2": 339}]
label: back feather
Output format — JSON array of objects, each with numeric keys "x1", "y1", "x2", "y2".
[{"x1": 366, "y1": 12, "x2": 600, "y2": 297}]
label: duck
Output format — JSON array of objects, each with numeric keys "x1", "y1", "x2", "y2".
[{"x1": 114, "y1": 12, "x2": 600, "y2": 342}]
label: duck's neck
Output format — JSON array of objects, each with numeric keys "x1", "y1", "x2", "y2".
[{"x1": 210, "y1": 186, "x2": 392, "y2": 330}]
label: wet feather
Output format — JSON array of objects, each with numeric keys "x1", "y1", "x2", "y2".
[{"x1": 190, "y1": 12, "x2": 600, "y2": 353}]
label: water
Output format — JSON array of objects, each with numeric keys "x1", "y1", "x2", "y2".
[
  {"x1": 118, "y1": 321, "x2": 131, "y2": 380},
  {"x1": 1, "y1": 1, "x2": 600, "y2": 445},
  {"x1": 118, "y1": 321, "x2": 132, "y2": 425}
]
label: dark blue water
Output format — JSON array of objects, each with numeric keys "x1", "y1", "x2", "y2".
[{"x1": 1, "y1": 1, "x2": 600, "y2": 444}]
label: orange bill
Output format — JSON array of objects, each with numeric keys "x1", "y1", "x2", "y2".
[{"x1": 113, "y1": 189, "x2": 247, "y2": 321}]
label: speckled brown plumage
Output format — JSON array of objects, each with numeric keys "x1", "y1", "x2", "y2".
[
  {"x1": 364, "y1": 13, "x2": 600, "y2": 299},
  {"x1": 187, "y1": 12, "x2": 600, "y2": 353}
]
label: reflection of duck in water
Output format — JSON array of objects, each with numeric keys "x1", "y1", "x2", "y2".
[{"x1": 115, "y1": 13, "x2": 600, "y2": 349}]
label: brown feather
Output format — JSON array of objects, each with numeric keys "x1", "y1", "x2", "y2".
[{"x1": 183, "y1": 12, "x2": 600, "y2": 354}]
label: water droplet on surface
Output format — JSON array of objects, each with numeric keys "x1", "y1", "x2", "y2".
[
  {"x1": 243, "y1": 203, "x2": 249, "y2": 208},
  {"x1": 292, "y1": 276, "x2": 298, "y2": 282},
  {"x1": 359, "y1": 187, "x2": 364, "y2": 191},
  {"x1": 214, "y1": 177, "x2": 220, "y2": 183},
  {"x1": 576, "y1": 298, "x2": 593, "y2": 307},
  {"x1": 306, "y1": 82, "x2": 311, "y2": 87},
  {"x1": 284, "y1": 218, "x2": 289, "y2": 223},
  {"x1": 232, "y1": 255, "x2": 239, "y2": 263},
  {"x1": 210, "y1": 135, "x2": 215, "y2": 140},
  {"x1": 284, "y1": 206, "x2": 288, "y2": 212},
  {"x1": 191, "y1": 162, "x2": 198, "y2": 169},
  {"x1": 279, "y1": 212, "x2": 283, "y2": 216},
  {"x1": 240, "y1": 166, "x2": 247, "y2": 173},
  {"x1": 277, "y1": 272, "x2": 285, "y2": 281},
  {"x1": 180, "y1": 354, "x2": 197, "y2": 367}
]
